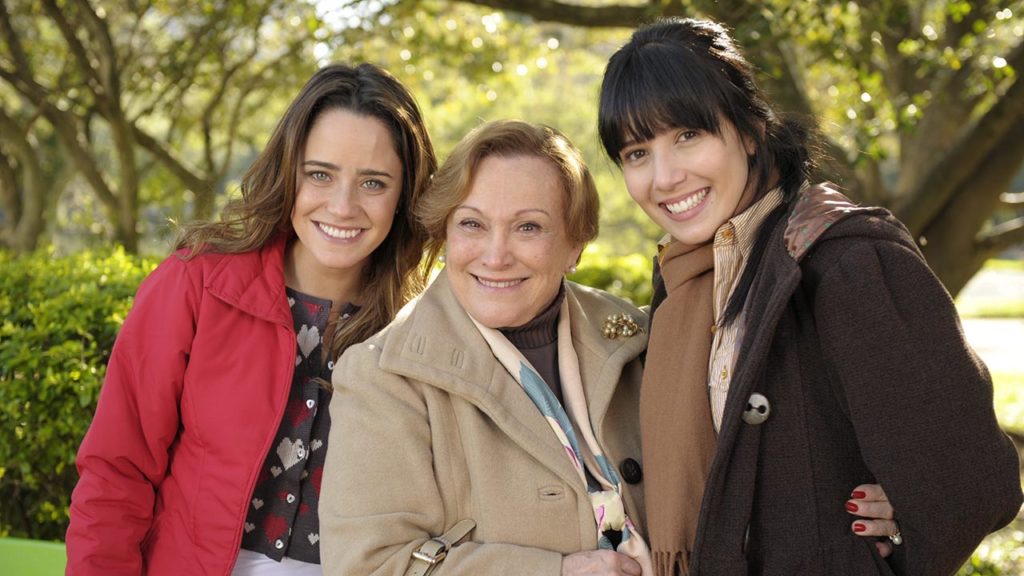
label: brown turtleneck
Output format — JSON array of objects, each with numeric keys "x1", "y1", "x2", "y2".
[{"x1": 499, "y1": 285, "x2": 565, "y2": 403}]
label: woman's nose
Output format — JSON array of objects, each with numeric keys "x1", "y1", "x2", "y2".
[
  {"x1": 326, "y1": 184, "x2": 358, "y2": 216},
  {"x1": 480, "y1": 231, "x2": 513, "y2": 268},
  {"x1": 653, "y1": 150, "x2": 686, "y2": 193}
]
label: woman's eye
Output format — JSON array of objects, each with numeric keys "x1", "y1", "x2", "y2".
[
  {"x1": 518, "y1": 222, "x2": 540, "y2": 233},
  {"x1": 622, "y1": 148, "x2": 646, "y2": 162},
  {"x1": 458, "y1": 219, "x2": 481, "y2": 229},
  {"x1": 678, "y1": 129, "x2": 699, "y2": 142},
  {"x1": 308, "y1": 170, "x2": 330, "y2": 182},
  {"x1": 363, "y1": 179, "x2": 385, "y2": 190}
]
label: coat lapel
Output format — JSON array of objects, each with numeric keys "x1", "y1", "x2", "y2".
[
  {"x1": 689, "y1": 215, "x2": 803, "y2": 570},
  {"x1": 205, "y1": 235, "x2": 293, "y2": 329},
  {"x1": 568, "y1": 287, "x2": 647, "y2": 443},
  {"x1": 377, "y1": 271, "x2": 587, "y2": 495}
]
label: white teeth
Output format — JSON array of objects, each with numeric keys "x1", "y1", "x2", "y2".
[
  {"x1": 318, "y1": 222, "x2": 360, "y2": 239},
  {"x1": 478, "y1": 277, "x2": 521, "y2": 289},
  {"x1": 665, "y1": 188, "x2": 709, "y2": 214}
]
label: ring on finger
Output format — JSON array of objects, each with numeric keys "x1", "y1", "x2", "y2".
[{"x1": 888, "y1": 524, "x2": 903, "y2": 546}]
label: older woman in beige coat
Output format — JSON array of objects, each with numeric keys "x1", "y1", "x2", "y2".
[{"x1": 320, "y1": 120, "x2": 652, "y2": 576}]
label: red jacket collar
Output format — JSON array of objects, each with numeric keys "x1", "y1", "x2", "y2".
[{"x1": 204, "y1": 234, "x2": 292, "y2": 328}]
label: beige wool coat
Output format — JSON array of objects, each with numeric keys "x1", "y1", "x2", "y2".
[{"x1": 320, "y1": 271, "x2": 649, "y2": 575}]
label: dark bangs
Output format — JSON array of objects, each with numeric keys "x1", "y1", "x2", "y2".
[{"x1": 600, "y1": 41, "x2": 732, "y2": 163}]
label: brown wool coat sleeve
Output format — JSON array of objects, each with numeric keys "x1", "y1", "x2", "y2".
[{"x1": 810, "y1": 233, "x2": 1022, "y2": 575}]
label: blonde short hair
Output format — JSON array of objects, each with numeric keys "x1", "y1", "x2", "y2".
[{"x1": 417, "y1": 119, "x2": 599, "y2": 259}]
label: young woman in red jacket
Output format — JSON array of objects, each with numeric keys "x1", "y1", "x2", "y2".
[{"x1": 65, "y1": 63, "x2": 437, "y2": 576}]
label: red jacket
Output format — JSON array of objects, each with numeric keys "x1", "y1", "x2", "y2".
[{"x1": 67, "y1": 238, "x2": 297, "y2": 575}]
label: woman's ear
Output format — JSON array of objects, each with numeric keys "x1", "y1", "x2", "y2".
[
  {"x1": 566, "y1": 244, "x2": 584, "y2": 274},
  {"x1": 744, "y1": 121, "x2": 765, "y2": 156}
]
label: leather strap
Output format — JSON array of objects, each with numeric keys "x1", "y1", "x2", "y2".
[{"x1": 404, "y1": 519, "x2": 476, "y2": 576}]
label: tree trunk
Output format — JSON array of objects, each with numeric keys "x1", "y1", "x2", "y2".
[
  {"x1": 110, "y1": 121, "x2": 140, "y2": 252},
  {"x1": 0, "y1": 112, "x2": 47, "y2": 252},
  {"x1": 920, "y1": 118, "x2": 1024, "y2": 295}
]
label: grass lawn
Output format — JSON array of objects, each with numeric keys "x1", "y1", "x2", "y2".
[
  {"x1": 954, "y1": 259, "x2": 1024, "y2": 573},
  {"x1": 957, "y1": 372, "x2": 1024, "y2": 575},
  {"x1": 956, "y1": 259, "x2": 1024, "y2": 319},
  {"x1": 994, "y1": 372, "x2": 1024, "y2": 435}
]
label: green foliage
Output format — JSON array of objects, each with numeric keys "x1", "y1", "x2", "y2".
[
  {"x1": 958, "y1": 300, "x2": 1024, "y2": 319},
  {"x1": 992, "y1": 371, "x2": 1024, "y2": 434},
  {"x1": 0, "y1": 247, "x2": 156, "y2": 540},
  {"x1": 982, "y1": 259, "x2": 1024, "y2": 272},
  {"x1": 957, "y1": 520, "x2": 1024, "y2": 576},
  {"x1": 955, "y1": 260, "x2": 1024, "y2": 318},
  {"x1": 329, "y1": 2, "x2": 663, "y2": 257},
  {"x1": 570, "y1": 246, "x2": 654, "y2": 307}
]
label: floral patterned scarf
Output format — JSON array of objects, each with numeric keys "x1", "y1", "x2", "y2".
[{"x1": 469, "y1": 293, "x2": 653, "y2": 574}]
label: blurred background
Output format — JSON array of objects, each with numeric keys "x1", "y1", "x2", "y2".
[{"x1": 1, "y1": 0, "x2": 1021, "y2": 573}]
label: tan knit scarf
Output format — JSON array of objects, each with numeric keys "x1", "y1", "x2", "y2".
[{"x1": 641, "y1": 239, "x2": 717, "y2": 576}]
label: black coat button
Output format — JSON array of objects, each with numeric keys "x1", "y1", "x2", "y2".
[{"x1": 619, "y1": 458, "x2": 643, "y2": 484}]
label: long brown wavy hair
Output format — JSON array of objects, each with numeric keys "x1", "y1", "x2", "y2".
[{"x1": 176, "y1": 63, "x2": 437, "y2": 367}]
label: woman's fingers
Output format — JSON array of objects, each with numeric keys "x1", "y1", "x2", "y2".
[
  {"x1": 562, "y1": 550, "x2": 643, "y2": 576},
  {"x1": 848, "y1": 483, "x2": 902, "y2": 555},
  {"x1": 851, "y1": 518, "x2": 899, "y2": 538},
  {"x1": 852, "y1": 518, "x2": 901, "y2": 559},
  {"x1": 847, "y1": 483, "x2": 894, "y2": 520},
  {"x1": 846, "y1": 498, "x2": 894, "y2": 521},
  {"x1": 849, "y1": 483, "x2": 888, "y2": 503},
  {"x1": 874, "y1": 539, "x2": 894, "y2": 558}
]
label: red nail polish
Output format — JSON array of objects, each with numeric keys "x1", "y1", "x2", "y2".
[
  {"x1": 845, "y1": 501, "x2": 859, "y2": 512},
  {"x1": 851, "y1": 490, "x2": 866, "y2": 499},
  {"x1": 853, "y1": 523, "x2": 866, "y2": 533}
]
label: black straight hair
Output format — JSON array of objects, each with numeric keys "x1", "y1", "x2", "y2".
[{"x1": 599, "y1": 17, "x2": 819, "y2": 325}]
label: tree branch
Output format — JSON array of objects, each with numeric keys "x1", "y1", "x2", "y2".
[
  {"x1": 132, "y1": 11, "x2": 225, "y2": 119},
  {"x1": 71, "y1": 0, "x2": 121, "y2": 105},
  {"x1": 454, "y1": 0, "x2": 649, "y2": 27},
  {"x1": 895, "y1": 67, "x2": 1024, "y2": 233},
  {"x1": 0, "y1": 147, "x2": 18, "y2": 225},
  {"x1": 764, "y1": 33, "x2": 863, "y2": 196},
  {"x1": 0, "y1": 0, "x2": 31, "y2": 72},
  {"x1": 875, "y1": 0, "x2": 924, "y2": 97},
  {"x1": 124, "y1": 0, "x2": 154, "y2": 60},
  {"x1": 131, "y1": 122, "x2": 208, "y2": 194},
  {"x1": 201, "y1": 6, "x2": 265, "y2": 176},
  {"x1": 0, "y1": 66, "x2": 119, "y2": 213},
  {"x1": 976, "y1": 217, "x2": 1024, "y2": 252},
  {"x1": 0, "y1": 108, "x2": 46, "y2": 250},
  {"x1": 39, "y1": 0, "x2": 102, "y2": 93},
  {"x1": 218, "y1": 48, "x2": 285, "y2": 184},
  {"x1": 929, "y1": 0, "x2": 999, "y2": 116}
]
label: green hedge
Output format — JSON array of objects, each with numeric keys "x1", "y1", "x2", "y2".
[
  {"x1": 0, "y1": 247, "x2": 157, "y2": 540},
  {"x1": 571, "y1": 250, "x2": 654, "y2": 309},
  {"x1": 0, "y1": 246, "x2": 651, "y2": 541}
]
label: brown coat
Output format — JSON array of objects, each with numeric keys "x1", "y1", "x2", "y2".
[
  {"x1": 657, "y1": 189, "x2": 1022, "y2": 575},
  {"x1": 320, "y1": 272, "x2": 649, "y2": 575}
]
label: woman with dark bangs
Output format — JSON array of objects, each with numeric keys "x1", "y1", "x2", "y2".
[{"x1": 598, "y1": 17, "x2": 1021, "y2": 576}]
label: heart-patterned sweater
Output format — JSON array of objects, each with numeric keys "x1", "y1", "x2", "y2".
[{"x1": 240, "y1": 288, "x2": 356, "y2": 564}]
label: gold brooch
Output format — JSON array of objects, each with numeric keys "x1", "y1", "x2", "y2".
[{"x1": 602, "y1": 313, "x2": 642, "y2": 339}]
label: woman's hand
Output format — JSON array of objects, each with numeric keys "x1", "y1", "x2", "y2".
[
  {"x1": 562, "y1": 550, "x2": 642, "y2": 576},
  {"x1": 846, "y1": 483, "x2": 900, "y2": 557}
]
